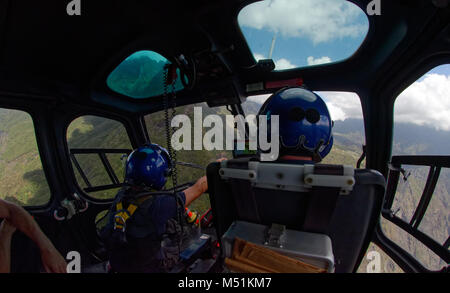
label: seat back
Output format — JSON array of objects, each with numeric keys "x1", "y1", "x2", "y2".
[{"x1": 206, "y1": 158, "x2": 385, "y2": 272}]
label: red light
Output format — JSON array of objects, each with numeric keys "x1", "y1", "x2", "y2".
[{"x1": 265, "y1": 78, "x2": 303, "y2": 89}]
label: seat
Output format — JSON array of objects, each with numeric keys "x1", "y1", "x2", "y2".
[{"x1": 206, "y1": 158, "x2": 385, "y2": 273}]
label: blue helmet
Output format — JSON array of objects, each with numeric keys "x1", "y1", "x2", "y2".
[
  {"x1": 258, "y1": 87, "x2": 334, "y2": 161},
  {"x1": 124, "y1": 144, "x2": 172, "y2": 190}
]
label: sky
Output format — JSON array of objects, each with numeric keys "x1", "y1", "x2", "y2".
[
  {"x1": 239, "y1": 0, "x2": 450, "y2": 132},
  {"x1": 239, "y1": 0, "x2": 369, "y2": 69}
]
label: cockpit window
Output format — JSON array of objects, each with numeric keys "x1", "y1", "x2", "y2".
[
  {"x1": 385, "y1": 64, "x2": 450, "y2": 271},
  {"x1": 238, "y1": 0, "x2": 369, "y2": 70},
  {"x1": 0, "y1": 108, "x2": 51, "y2": 206},
  {"x1": 107, "y1": 50, "x2": 184, "y2": 99}
]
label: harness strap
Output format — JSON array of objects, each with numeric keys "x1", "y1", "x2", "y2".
[{"x1": 113, "y1": 196, "x2": 150, "y2": 232}]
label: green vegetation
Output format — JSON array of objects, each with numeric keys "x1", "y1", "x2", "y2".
[
  {"x1": 0, "y1": 109, "x2": 50, "y2": 206},
  {"x1": 322, "y1": 143, "x2": 364, "y2": 167}
]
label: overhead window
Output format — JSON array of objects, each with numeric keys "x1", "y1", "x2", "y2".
[
  {"x1": 238, "y1": 0, "x2": 369, "y2": 70},
  {"x1": 107, "y1": 50, "x2": 184, "y2": 99},
  {"x1": 0, "y1": 108, "x2": 51, "y2": 206}
]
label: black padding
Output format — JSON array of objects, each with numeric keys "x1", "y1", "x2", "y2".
[
  {"x1": 302, "y1": 187, "x2": 340, "y2": 234},
  {"x1": 82, "y1": 261, "x2": 109, "y2": 273},
  {"x1": 303, "y1": 163, "x2": 345, "y2": 234},
  {"x1": 253, "y1": 187, "x2": 309, "y2": 231},
  {"x1": 206, "y1": 160, "x2": 385, "y2": 272},
  {"x1": 10, "y1": 231, "x2": 41, "y2": 273},
  {"x1": 229, "y1": 179, "x2": 261, "y2": 223},
  {"x1": 206, "y1": 162, "x2": 239, "y2": 240},
  {"x1": 314, "y1": 164, "x2": 344, "y2": 175}
]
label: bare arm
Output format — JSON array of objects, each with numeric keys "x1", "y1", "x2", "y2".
[
  {"x1": 0, "y1": 199, "x2": 67, "y2": 273},
  {"x1": 183, "y1": 158, "x2": 227, "y2": 207},
  {"x1": 183, "y1": 176, "x2": 208, "y2": 207}
]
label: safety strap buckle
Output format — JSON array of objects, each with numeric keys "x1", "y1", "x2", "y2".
[
  {"x1": 113, "y1": 215, "x2": 127, "y2": 232},
  {"x1": 113, "y1": 202, "x2": 138, "y2": 232}
]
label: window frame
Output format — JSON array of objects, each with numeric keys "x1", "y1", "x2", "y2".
[
  {"x1": 374, "y1": 62, "x2": 450, "y2": 273},
  {"x1": 64, "y1": 112, "x2": 139, "y2": 203}
]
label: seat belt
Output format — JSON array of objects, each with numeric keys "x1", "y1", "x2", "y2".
[{"x1": 302, "y1": 165, "x2": 343, "y2": 234}]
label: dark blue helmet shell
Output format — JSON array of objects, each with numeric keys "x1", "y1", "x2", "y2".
[
  {"x1": 124, "y1": 144, "x2": 172, "y2": 190},
  {"x1": 258, "y1": 87, "x2": 334, "y2": 161}
]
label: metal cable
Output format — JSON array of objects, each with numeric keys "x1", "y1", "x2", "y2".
[{"x1": 163, "y1": 64, "x2": 183, "y2": 256}]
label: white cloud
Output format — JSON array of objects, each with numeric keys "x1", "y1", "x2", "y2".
[
  {"x1": 254, "y1": 53, "x2": 265, "y2": 61},
  {"x1": 254, "y1": 53, "x2": 297, "y2": 70},
  {"x1": 256, "y1": 53, "x2": 331, "y2": 68},
  {"x1": 239, "y1": 0, "x2": 368, "y2": 44},
  {"x1": 325, "y1": 102, "x2": 347, "y2": 121},
  {"x1": 395, "y1": 73, "x2": 450, "y2": 131},
  {"x1": 275, "y1": 58, "x2": 297, "y2": 70},
  {"x1": 318, "y1": 91, "x2": 363, "y2": 121},
  {"x1": 307, "y1": 56, "x2": 332, "y2": 66}
]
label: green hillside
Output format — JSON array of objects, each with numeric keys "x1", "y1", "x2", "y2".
[{"x1": 0, "y1": 109, "x2": 50, "y2": 206}]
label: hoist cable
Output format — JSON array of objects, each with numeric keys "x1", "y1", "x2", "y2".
[{"x1": 163, "y1": 64, "x2": 184, "y2": 256}]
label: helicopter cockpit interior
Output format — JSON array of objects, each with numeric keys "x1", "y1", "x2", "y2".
[{"x1": 0, "y1": 0, "x2": 449, "y2": 274}]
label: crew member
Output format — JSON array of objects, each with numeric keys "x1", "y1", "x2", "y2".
[
  {"x1": 258, "y1": 86, "x2": 334, "y2": 163},
  {"x1": 102, "y1": 143, "x2": 224, "y2": 272}
]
